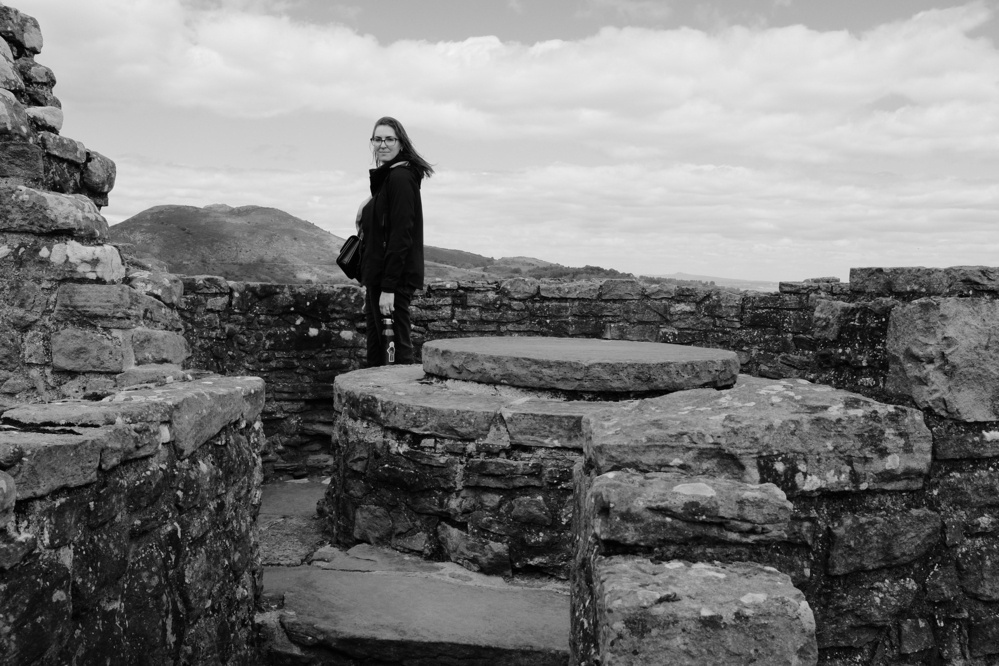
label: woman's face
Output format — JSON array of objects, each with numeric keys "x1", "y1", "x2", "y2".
[{"x1": 372, "y1": 124, "x2": 401, "y2": 165}]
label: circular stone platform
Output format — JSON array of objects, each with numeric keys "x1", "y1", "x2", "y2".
[{"x1": 421, "y1": 337, "x2": 739, "y2": 393}]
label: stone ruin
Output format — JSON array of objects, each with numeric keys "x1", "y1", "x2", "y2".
[
  {"x1": 321, "y1": 335, "x2": 936, "y2": 664},
  {"x1": 3, "y1": 2, "x2": 999, "y2": 664},
  {"x1": 0, "y1": 5, "x2": 266, "y2": 663}
]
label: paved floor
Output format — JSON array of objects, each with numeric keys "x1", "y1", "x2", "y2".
[{"x1": 256, "y1": 479, "x2": 571, "y2": 665}]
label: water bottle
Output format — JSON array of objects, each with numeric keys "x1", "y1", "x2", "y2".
[{"x1": 381, "y1": 317, "x2": 395, "y2": 364}]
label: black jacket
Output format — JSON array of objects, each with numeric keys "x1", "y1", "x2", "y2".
[{"x1": 360, "y1": 156, "x2": 424, "y2": 294}]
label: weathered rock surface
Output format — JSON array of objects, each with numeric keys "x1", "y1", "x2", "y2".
[
  {"x1": 587, "y1": 556, "x2": 816, "y2": 665},
  {"x1": 828, "y1": 509, "x2": 942, "y2": 575},
  {"x1": 422, "y1": 336, "x2": 739, "y2": 392},
  {"x1": 584, "y1": 375, "x2": 931, "y2": 495},
  {"x1": 887, "y1": 297, "x2": 999, "y2": 421},
  {"x1": 261, "y1": 544, "x2": 570, "y2": 665},
  {"x1": 334, "y1": 364, "x2": 605, "y2": 446},
  {"x1": 587, "y1": 470, "x2": 793, "y2": 546},
  {"x1": 53, "y1": 283, "x2": 181, "y2": 329},
  {"x1": 3, "y1": 375, "x2": 265, "y2": 459},
  {"x1": 0, "y1": 184, "x2": 107, "y2": 239},
  {"x1": 51, "y1": 327, "x2": 134, "y2": 372}
]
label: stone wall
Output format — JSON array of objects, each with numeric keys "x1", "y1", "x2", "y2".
[
  {"x1": 0, "y1": 376, "x2": 265, "y2": 665},
  {"x1": 180, "y1": 267, "x2": 999, "y2": 662},
  {"x1": 0, "y1": 6, "x2": 268, "y2": 665},
  {"x1": 176, "y1": 276, "x2": 855, "y2": 477}
]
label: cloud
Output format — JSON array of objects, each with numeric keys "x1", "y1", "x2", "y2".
[
  {"x1": 577, "y1": 0, "x2": 673, "y2": 22},
  {"x1": 16, "y1": 0, "x2": 999, "y2": 280},
  {"x1": 28, "y1": 0, "x2": 997, "y2": 165}
]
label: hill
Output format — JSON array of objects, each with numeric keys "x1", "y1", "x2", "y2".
[
  {"x1": 109, "y1": 204, "x2": 765, "y2": 291},
  {"x1": 110, "y1": 204, "x2": 352, "y2": 284}
]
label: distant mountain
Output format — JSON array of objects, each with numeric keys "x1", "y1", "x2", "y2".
[
  {"x1": 109, "y1": 204, "x2": 554, "y2": 285},
  {"x1": 110, "y1": 204, "x2": 351, "y2": 284}
]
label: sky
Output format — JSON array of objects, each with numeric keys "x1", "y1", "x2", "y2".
[{"x1": 10, "y1": 0, "x2": 999, "y2": 281}]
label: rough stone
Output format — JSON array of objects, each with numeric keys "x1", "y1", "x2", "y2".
[
  {"x1": 0, "y1": 140, "x2": 42, "y2": 181},
  {"x1": 25, "y1": 105, "x2": 62, "y2": 132},
  {"x1": 586, "y1": 470, "x2": 792, "y2": 547},
  {"x1": 957, "y1": 538, "x2": 999, "y2": 601},
  {"x1": 422, "y1": 336, "x2": 739, "y2": 392},
  {"x1": 0, "y1": 50, "x2": 23, "y2": 92},
  {"x1": 0, "y1": 429, "x2": 106, "y2": 499},
  {"x1": 0, "y1": 184, "x2": 108, "y2": 240},
  {"x1": 587, "y1": 556, "x2": 816, "y2": 665},
  {"x1": 0, "y1": 89, "x2": 28, "y2": 137},
  {"x1": 41, "y1": 240, "x2": 124, "y2": 282},
  {"x1": 584, "y1": 375, "x2": 932, "y2": 495},
  {"x1": 970, "y1": 617, "x2": 999, "y2": 657},
  {"x1": 0, "y1": 469, "x2": 14, "y2": 513},
  {"x1": 126, "y1": 270, "x2": 184, "y2": 306},
  {"x1": 102, "y1": 376, "x2": 265, "y2": 458},
  {"x1": 38, "y1": 131, "x2": 86, "y2": 163},
  {"x1": 438, "y1": 522, "x2": 512, "y2": 576},
  {"x1": 852, "y1": 266, "x2": 999, "y2": 296},
  {"x1": 828, "y1": 509, "x2": 942, "y2": 575},
  {"x1": 81, "y1": 150, "x2": 116, "y2": 194},
  {"x1": 53, "y1": 283, "x2": 180, "y2": 329},
  {"x1": 898, "y1": 618, "x2": 936, "y2": 654},
  {"x1": 51, "y1": 327, "x2": 134, "y2": 372},
  {"x1": 887, "y1": 297, "x2": 999, "y2": 421},
  {"x1": 131, "y1": 328, "x2": 190, "y2": 365},
  {"x1": 0, "y1": 6, "x2": 43, "y2": 54}
]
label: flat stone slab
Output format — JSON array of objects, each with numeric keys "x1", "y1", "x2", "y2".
[
  {"x1": 334, "y1": 364, "x2": 606, "y2": 448},
  {"x1": 584, "y1": 375, "x2": 932, "y2": 495},
  {"x1": 262, "y1": 544, "x2": 570, "y2": 665},
  {"x1": 259, "y1": 479, "x2": 329, "y2": 566},
  {"x1": 422, "y1": 337, "x2": 739, "y2": 393},
  {"x1": 2, "y1": 376, "x2": 265, "y2": 464},
  {"x1": 589, "y1": 556, "x2": 816, "y2": 665}
]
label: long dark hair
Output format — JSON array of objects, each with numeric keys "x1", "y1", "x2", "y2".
[{"x1": 371, "y1": 116, "x2": 435, "y2": 179}]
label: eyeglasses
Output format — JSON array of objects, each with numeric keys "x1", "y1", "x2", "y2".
[{"x1": 370, "y1": 136, "x2": 399, "y2": 146}]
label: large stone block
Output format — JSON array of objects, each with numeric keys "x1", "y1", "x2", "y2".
[
  {"x1": 583, "y1": 375, "x2": 932, "y2": 495},
  {"x1": 82, "y1": 149, "x2": 115, "y2": 194},
  {"x1": 852, "y1": 266, "x2": 999, "y2": 296},
  {"x1": 25, "y1": 105, "x2": 61, "y2": 132},
  {"x1": 53, "y1": 283, "x2": 181, "y2": 329},
  {"x1": 40, "y1": 240, "x2": 125, "y2": 282},
  {"x1": 0, "y1": 140, "x2": 42, "y2": 182},
  {"x1": 887, "y1": 297, "x2": 999, "y2": 421},
  {"x1": 103, "y1": 376, "x2": 265, "y2": 457},
  {"x1": 126, "y1": 270, "x2": 183, "y2": 306},
  {"x1": 38, "y1": 131, "x2": 86, "y2": 163},
  {"x1": 51, "y1": 327, "x2": 134, "y2": 372},
  {"x1": 0, "y1": 6, "x2": 43, "y2": 54},
  {"x1": 588, "y1": 556, "x2": 816, "y2": 665},
  {"x1": 131, "y1": 328, "x2": 190, "y2": 365},
  {"x1": 586, "y1": 470, "x2": 792, "y2": 547},
  {"x1": 828, "y1": 509, "x2": 941, "y2": 575},
  {"x1": 0, "y1": 50, "x2": 23, "y2": 92},
  {"x1": 0, "y1": 89, "x2": 28, "y2": 137},
  {"x1": 0, "y1": 184, "x2": 108, "y2": 240}
]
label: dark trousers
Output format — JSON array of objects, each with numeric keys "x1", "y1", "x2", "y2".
[{"x1": 365, "y1": 288, "x2": 414, "y2": 367}]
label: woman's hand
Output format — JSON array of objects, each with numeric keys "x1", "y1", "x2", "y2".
[
  {"x1": 379, "y1": 291, "x2": 394, "y2": 316},
  {"x1": 355, "y1": 196, "x2": 372, "y2": 233}
]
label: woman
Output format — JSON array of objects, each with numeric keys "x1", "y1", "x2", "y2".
[{"x1": 357, "y1": 116, "x2": 434, "y2": 366}]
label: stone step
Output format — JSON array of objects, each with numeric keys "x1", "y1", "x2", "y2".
[{"x1": 257, "y1": 480, "x2": 571, "y2": 666}]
